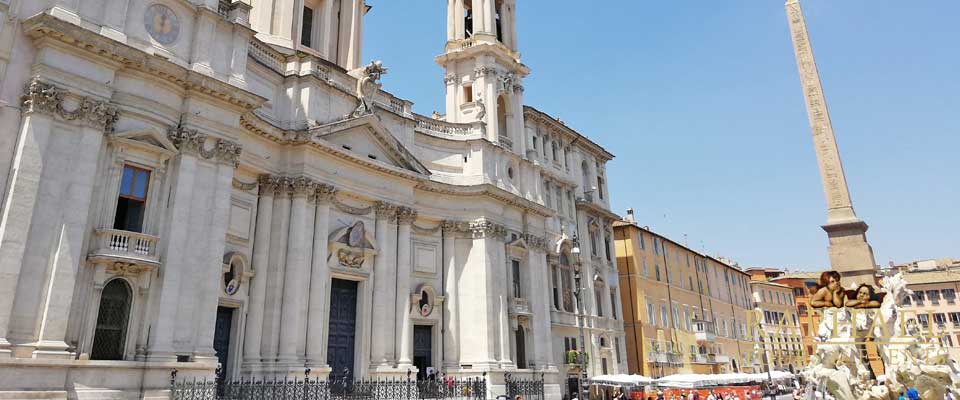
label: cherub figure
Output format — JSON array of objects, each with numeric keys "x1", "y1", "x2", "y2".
[
  {"x1": 811, "y1": 271, "x2": 846, "y2": 308},
  {"x1": 845, "y1": 283, "x2": 881, "y2": 309}
]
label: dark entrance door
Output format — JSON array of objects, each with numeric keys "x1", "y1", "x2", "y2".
[
  {"x1": 413, "y1": 325, "x2": 432, "y2": 380},
  {"x1": 214, "y1": 307, "x2": 234, "y2": 381},
  {"x1": 327, "y1": 279, "x2": 358, "y2": 381}
]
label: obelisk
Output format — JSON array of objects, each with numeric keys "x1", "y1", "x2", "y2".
[{"x1": 785, "y1": 0, "x2": 877, "y2": 286}]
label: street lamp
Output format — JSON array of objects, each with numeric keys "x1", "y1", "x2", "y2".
[{"x1": 571, "y1": 235, "x2": 589, "y2": 400}]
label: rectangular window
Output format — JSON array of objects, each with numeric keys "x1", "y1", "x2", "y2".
[
  {"x1": 672, "y1": 304, "x2": 680, "y2": 329},
  {"x1": 655, "y1": 264, "x2": 661, "y2": 282},
  {"x1": 595, "y1": 287, "x2": 604, "y2": 317},
  {"x1": 928, "y1": 290, "x2": 941, "y2": 305},
  {"x1": 944, "y1": 289, "x2": 957, "y2": 304},
  {"x1": 642, "y1": 258, "x2": 648, "y2": 278},
  {"x1": 950, "y1": 312, "x2": 960, "y2": 327},
  {"x1": 610, "y1": 289, "x2": 618, "y2": 319},
  {"x1": 115, "y1": 165, "x2": 150, "y2": 232},
  {"x1": 512, "y1": 260, "x2": 521, "y2": 298},
  {"x1": 604, "y1": 237, "x2": 612, "y2": 261},
  {"x1": 615, "y1": 337, "x2": 621, "y2": 364},
  {"x1": 646, "y1": 300, "x2": 656, "y2": 325},
  {"x1": 551, "y1": 265, "x2": 560, "y2": 310},
  {"x1": 934, "y1": 313, "x2": 947, "y2": 327},
  {"x1": 300, "y1": 6, "x2": 314, "y2": 48},
  {"x1": 638, "y1": 231, "x2": 645, "y2": 250},
  {"x1": 660, "y1": 305, "x2": 668, "y2": 327}
]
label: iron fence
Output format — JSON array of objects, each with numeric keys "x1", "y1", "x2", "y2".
[
  {"x1": 505, "y1": 373, "x2": 545, "y2": 400},
  {"x1": 171, "y1": 371, "x2": 488, "y2": 400}
]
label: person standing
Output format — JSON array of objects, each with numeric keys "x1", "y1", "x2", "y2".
[{"x1": 906, "y1": 387, "x2": 920, "y2": 400}]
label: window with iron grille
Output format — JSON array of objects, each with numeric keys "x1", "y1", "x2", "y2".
[{"x1": 91, "y1": 279, "x2": 132, "y2": 360}]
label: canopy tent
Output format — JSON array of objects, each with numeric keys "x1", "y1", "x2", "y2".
[
  {"x1": 655, "y1": 371, "x2": 795, "y2": 388},
  {"x1": 589, "y1": 374, "x2": 655, "y2": 386}
]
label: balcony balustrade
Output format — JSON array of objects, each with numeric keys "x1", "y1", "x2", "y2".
[{"x1": 89, "y1": 228, "x2": 161, "y2": 266}]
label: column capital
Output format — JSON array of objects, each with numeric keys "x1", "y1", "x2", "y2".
[
  {"x1": 257, "y1": 174, "x2": 279, "y2": 196},
  {"x1": 468, "y1": 219, "x2": 507, "y2": 239},
  {"x1": 441, "y1": 220, "x2": 465, "y2": 237},
  {"x1": 289, "y1": 176, "x2": 314, "y2": 198},
  {"x1": 167, "y1": 126, "x2": 207, "y2": 156},
  {"x1": 374, "y1": 201, "x2": 398, "y2": 220},
  {"x1": 396, "y1": 207, "x2": 418, "y2": 225},
  {"x1": 314, "y1": 183, "x2": 337, "y2": 204},
  {"x1": 21, "y1": 78, "x2": 121, "y2": 132}
]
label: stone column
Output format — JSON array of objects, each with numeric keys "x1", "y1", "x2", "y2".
[
  {"x1": 484, "y1": 0, "x2": 497, "y2": 36},
  {"x1": 395, "y1": 207, "x2": 417, "y2": 368},
  {"x1": 278, "y1": 177, "x2": 313, "y2": 365},
  {"x1": 261, "y1": 179, "x2": 291, "y2": 363},
  {"x1": 454, "y1": 0, "x2": 465, "y2": 40},
  {"x1": 370, "y1": 201, "x2": 397, "y2": 367},
  {"x1": 306, "y1": 184, "x2": 336, "y2": 367},
  {"x1": 320, "y1": 0, "x2": 335, "y2": 58},
  {"x1": 441, "y1": 221, "x2": 460, "y2": 368},
  {"x1": 243, "y1": 176, "x2": 276, "y2": 365}
]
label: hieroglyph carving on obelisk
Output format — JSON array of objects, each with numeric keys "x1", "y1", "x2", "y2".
[{"x1": 785, "y1": 0, "x2": 877, "y2": 285}]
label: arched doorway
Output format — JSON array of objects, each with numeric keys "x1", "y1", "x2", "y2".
[{"x1": 91, "y1": 279, "x2": 132, "y2": 360}]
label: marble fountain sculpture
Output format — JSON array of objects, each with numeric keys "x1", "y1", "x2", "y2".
[{"x1": 801, "y1": 272, "x2": 960, "y2": 400}]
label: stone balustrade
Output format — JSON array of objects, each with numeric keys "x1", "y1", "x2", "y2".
[{"x1": 90, "y1": 228, "x2": 161, "y2": 265}]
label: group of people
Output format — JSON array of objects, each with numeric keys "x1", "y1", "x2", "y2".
[{"x1": 645, "y1": 389, "x2": 754, "y2": 400}]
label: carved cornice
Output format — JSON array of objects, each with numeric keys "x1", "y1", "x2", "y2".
[
  {"x1": 21, "y1": 79, "x2": 120, "y2": 132},
  {"x1": 396, "y1": 207, "x2": 418, "y2": 225},
  {"x1": 374, "y1": 201, "x2": 398, "y2": 220},
  {"x1": 22, "y1": 13, "x2": 265, "y2": 111}
]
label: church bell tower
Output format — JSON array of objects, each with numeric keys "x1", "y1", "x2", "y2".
[{"x1": 436, "y1": 0, "x2": 529, "y2": 153}]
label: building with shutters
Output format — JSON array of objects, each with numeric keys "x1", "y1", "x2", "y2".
[
  {"x1": 613, "y1": 212, "x2": 758, "y2": 378},
  {"x1": 0, "y1": 0, "x2": 624, "y2": 398}
]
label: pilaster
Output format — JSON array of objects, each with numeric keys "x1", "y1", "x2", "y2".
[
  {"x1": 243, "y1": 175, "x2": 277, "y2": 366},
  {"x1": 441, "y1": 221, "x2": 461, "y2": 368},
  {"x1": 306, "y1": 183, "x2": 336, "y2": 368},
  {"x1": 395, "y1": 207, "x2": 417, "y2": 368},
  {"x1": 277, "y1": 177, "x2": 314, "y2": 365},
  {"x1": 370, "y1": 201, "x2": 397, "y2": 368}
]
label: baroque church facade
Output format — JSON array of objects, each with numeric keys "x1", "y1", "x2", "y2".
[{"x1": 0, "y1": 0, "x2": 625, "y2": 398}]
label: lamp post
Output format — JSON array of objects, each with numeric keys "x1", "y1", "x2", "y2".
[{"x1": 571, "y1": 235, "x2": 589, "y2": 400}]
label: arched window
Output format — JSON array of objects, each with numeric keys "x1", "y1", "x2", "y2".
[
  {"x1": 91, "y1": 279, "x2": 132, "y2": 360},
  {"x1": 497, "y1": 95, "x2": 508, "y2": 139}
]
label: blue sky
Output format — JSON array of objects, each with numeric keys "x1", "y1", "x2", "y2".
[{"x1": 363, "y1": 1, "x2": 959, "y2": 270}]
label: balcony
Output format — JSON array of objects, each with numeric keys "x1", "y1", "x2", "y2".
[
  {"x1": 89, "y1": 228, "x2": 161, "y2": 266},
  {"x1": 509, "y1": 297, "x2": 532, "y2": 316},
  {"x1": 692, "y1": 354, "x2": 717, "y2": 364},
  {"x1": 693, "y1": 319, "x2": 716, "y2": 342},
  {"x1": 714, "y1": 355, "x2": 730, "y2": 363}
]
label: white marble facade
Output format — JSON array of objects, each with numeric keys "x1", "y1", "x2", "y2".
[{"x1": 0, "y1": 0, "x2": 624, "y2": 398}]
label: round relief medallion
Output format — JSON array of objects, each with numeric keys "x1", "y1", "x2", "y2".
[{"x1": 144, "y1": 4, "x2": 180, "y2": 45}]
